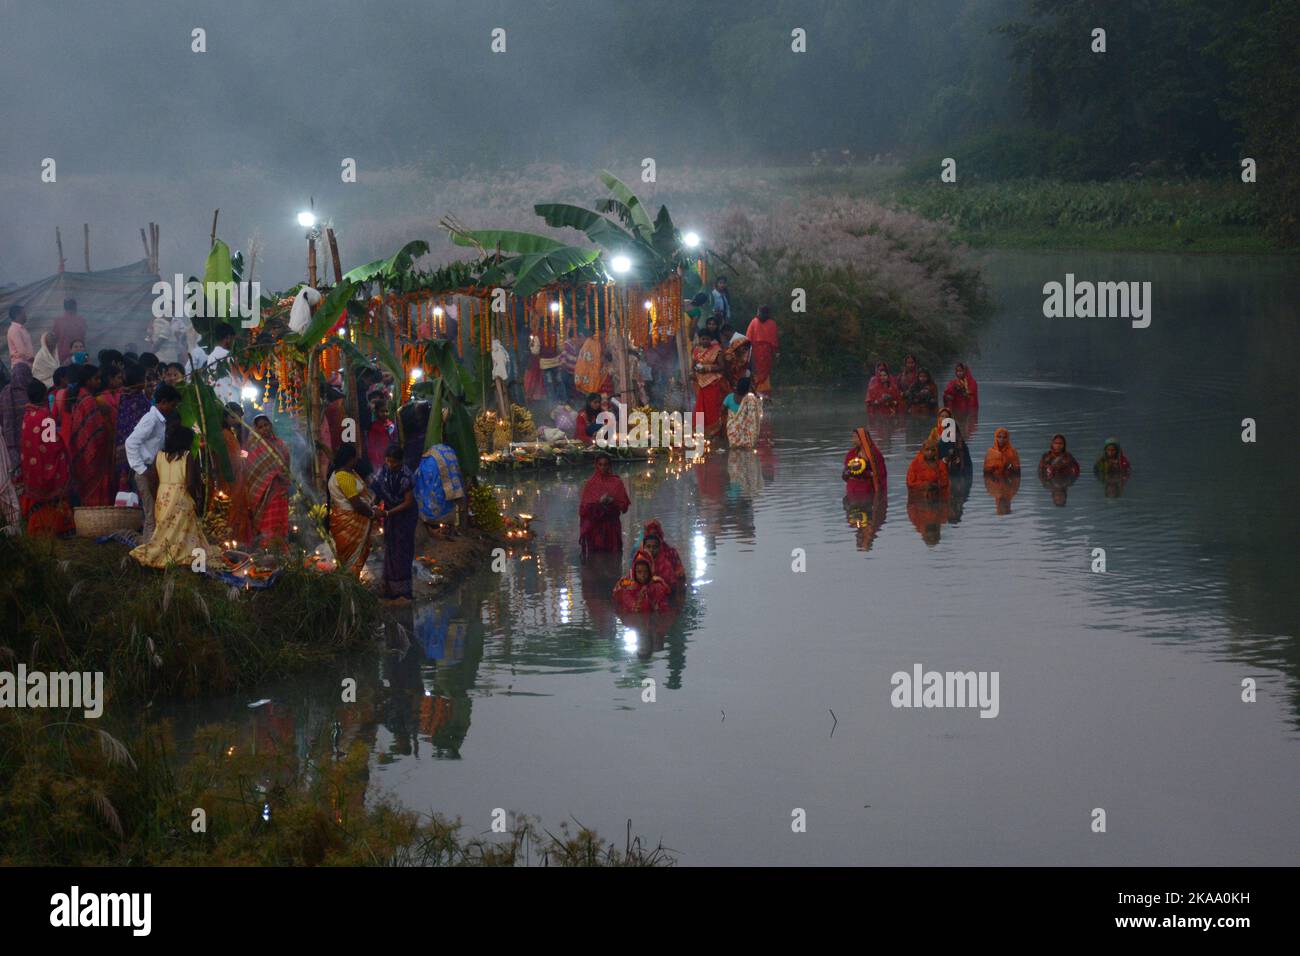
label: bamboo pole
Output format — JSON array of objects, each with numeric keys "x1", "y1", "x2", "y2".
[
  {"x1": 83, "y1": 223, "x2": 90, "y2": 272},
  {"x1": 327, "y1": 227, "x2": 343, "y2": 285},
  {"x1": 140, "y1": 227, "x2": 150, "y2": 263},
  {"x1": 307, "y1": 237, "x2": 318, "y2": 287},
  {"x1": 210, "y1": 209, "x2": 219, "y2": 249},
  {"x1": 55, "y1": 227, "x2": 65, "y2": 273}
]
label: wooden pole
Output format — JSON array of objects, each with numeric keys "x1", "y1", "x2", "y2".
[
  {"x1": 210, "y1": 209, "x2": 219, "y2": 249},
  {"x1": 327, "y1": 228, "x2": 343, "y2": 286},
  {"x1": 83, "y1": 223, "x2": 90, "y2": 272},
  {"x1": 141, "y1": 227, "x2": 150, "y2": 263},
  {"x1": 153, "y1": 223, "x2": 160, "y2": 273},
  {"x1": 307, "y1": 237, "x2": 318, "y2": 287},
  {"x1": 55, "y1": 227, "x2": 66, "y2": 273}
]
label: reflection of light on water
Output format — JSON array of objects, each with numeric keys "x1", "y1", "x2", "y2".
[
  {"x1": 622, "y1": 628, "x2": 639, "y2": 652},
  {"x1": 559, "y1": 586, "x2": 570, "y2": 624},
  {"x1": 693, "y1": 532, "x2": 707, "y2": 578}
]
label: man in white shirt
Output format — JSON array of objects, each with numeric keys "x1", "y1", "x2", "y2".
[
  {"x1": 189, "y1": 322, "x2": 238, "y2": 403},
  {"x1": 125, "y1": 383, "x2": 182, "y2": 542}
]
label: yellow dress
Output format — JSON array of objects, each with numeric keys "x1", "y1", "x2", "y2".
[{"x1": 130, "y1": 452, "x2": 210, "y2": 568}]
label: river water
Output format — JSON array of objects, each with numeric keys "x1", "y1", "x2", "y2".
[{"x1": 175, "y1": 251, "x2": 1300, "y2": 865}]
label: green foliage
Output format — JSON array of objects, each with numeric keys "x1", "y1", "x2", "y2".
[
  {"x1": 179, "y1": 375, "x2": 233, "y2": 483},
  {"x1": 0, "y1": 711, "x2": 675, "y2": 866},
  {"x1": 341, "y1": 239, "x2": 431, "y2": 286},
  {"x1": 467, "y1": 483, "x2": 503, "y2": 533},
  {"x1": 0, "y1": 535, "x2": 380, "y2": 702},
  {"x1": 289, "y1": 279, "x2": 355, "y2": 347}
]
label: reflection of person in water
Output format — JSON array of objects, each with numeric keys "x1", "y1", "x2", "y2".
[
  {"x1": 907, "y1": 489, "x2": 950, "y2": 547},
  {"x1": 580, "y1": 550, "x2": 623, "y2": 638},
  {"x1": 844, "y1": 490, "x2": 888, "y2": 551},
  {"x1": 946, "y1": 473, "x2": 974, "y2": 525},
  {"x1": 984, "y1": 472, "x2": 1022, "y2": 514}
]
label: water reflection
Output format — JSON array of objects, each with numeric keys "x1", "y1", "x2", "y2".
[{"x1": 163, "y1": 251, "x2": 1298, "y2": 865}]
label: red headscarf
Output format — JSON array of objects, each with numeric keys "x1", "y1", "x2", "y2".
[
  {"x1": 642, "y1": 518, "x2": 686, "y2": 589},
  {"x1": 613, "y1": 548, "x2": 670, "y2": 613}
]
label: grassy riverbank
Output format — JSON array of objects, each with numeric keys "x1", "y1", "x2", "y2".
[{"x1": 0, "y1": 532, "x2": 672, "y2": 866}]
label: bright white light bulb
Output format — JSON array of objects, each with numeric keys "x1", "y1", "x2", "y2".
[
  {"x1": 683, "y1": 231, "x2": 700, "y2": 248},
  {"x1": 240, "y1": 384, "x2": 259, "y2": 402},
  {"x1": 297, "y1": 211, "x2": 317, "y2": 229},
  {"x1": 610, "y1": 255, "x2": 631, "y2": 274},
  {"x1": 409, "y1": 367, "x2": 424, "y2": 382}
]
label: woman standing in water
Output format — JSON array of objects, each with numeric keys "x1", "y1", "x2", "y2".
[
  {"x1": 612, "y1": 549, "x2": 670, "y2": 613},
  {"x1": 902, "y1": 368, "x2": 938, "y2": 412},
  {"x1": 579, "y1": 452, "x2": 630, "y2": 554},
  {"x1": 942, "y1": 362, "x2": 979, "y2": 413},
  {"x1": 640, "y1": 519, "x2": 686, "y2": 593},
  {"x1": 1038, "y1": 434, "x2": 1081, "y2": 479},
  {"x1": 982, "y1": 428, "x2": 1021, "y2": 476},
  {"x1": 842, "y1": 426, "x2": 887, "y2": 498},
  {"x1": 1094, "y1": 438, "x2": 1131, "y2": 478},
  {"x1": 723, "y1": 377, "x2": 763, "y2": 448},
  {"x1": 865, "y1": 361, "x2": 902, "y2": 410}
]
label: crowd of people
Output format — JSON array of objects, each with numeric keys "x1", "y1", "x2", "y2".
[{"x1": 0, "y1": 305, "x2": 472, "y2": 604}]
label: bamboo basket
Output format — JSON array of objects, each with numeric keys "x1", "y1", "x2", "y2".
[{"x1": 73, "y1": 505, "x2": 143, "y2": 537}]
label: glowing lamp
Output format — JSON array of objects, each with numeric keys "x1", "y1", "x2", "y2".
[
  {"x1": 683, "y1": 231, "x2": 700, "y2": 248},
  {"x1": 610, "y1": 255, "x2": 631, "y2": 274},
  {"x1": 297, "y1": 211, "x2": 317, "y2": 229}
]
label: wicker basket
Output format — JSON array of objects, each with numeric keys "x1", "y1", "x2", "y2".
[{"x1": 73, "y1": 505, "x2": 143, "y2": 537}]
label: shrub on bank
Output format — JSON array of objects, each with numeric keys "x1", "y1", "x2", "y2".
[
  {"x1": 0, "y1": 713, "x2": 674, "y2": 867},
  {"x1": 711, "y1": 197, "x2": 991, "y2": 382},
  {"x1": 0, "y1": 535, "x2": 380, "y2": 701}
]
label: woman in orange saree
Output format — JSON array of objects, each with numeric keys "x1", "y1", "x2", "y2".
[
  {"x1": 744, "y1": 306, "x2": 779, "y2": 396},
  {"x1": 327, "y1": 444, "x2": 376, "y2": 577},
  {"x1": 982, "y1": 427, "x2": 1021, "y2": 475}
]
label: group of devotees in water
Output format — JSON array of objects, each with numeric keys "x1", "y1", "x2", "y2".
[{"x1": 577, "y1": 340, "x2": 1134, "y2": 610}]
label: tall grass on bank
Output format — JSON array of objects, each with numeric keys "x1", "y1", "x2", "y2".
[
  {"x1": 710, "y1": 197, "x2": 991, "y2": 382},
  {"x1": 0, "y1": 714, "x2": 674, "y2": 867},
  {"x1": 888, "y1": 178, "x2": 1274, "y2": 251},
  {"x1": 0, "y1": 535, "x2": 380, "y2": 701}
]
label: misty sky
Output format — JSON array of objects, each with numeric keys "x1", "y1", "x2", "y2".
[{"x1": 0, "y1": 0, "x2": 1017, "y2": 288}]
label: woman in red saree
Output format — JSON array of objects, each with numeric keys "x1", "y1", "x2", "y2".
[
  {"x1": 1037, "y1": 433, "x2": 1080, "y2": 479},
  {"x1": 19, "y1": 379, "x2": 74, "y2": 536},
  {"x1": 744, "y1": 306, "x2": 779, "y2": 396},
  {"x1": 579, "y1": 452, "x2": 630, "y2": 553},
  {"x1": 215, "y1": 404, "x2": 253, "y2": 545},
  {"x1": 691, "y1": 331, "x2": 725, "y2": 439},
  {"x1": 842, "y1": 426, "x2": 887, "y2": 497},
  {"x1": 246, "y1": 414, "x2": 292, "y2": 548},
  {"x1": 68, "y1": 365, "x2": 113, "y2": 506},
  {"x1": 640, "y1": 519, "x2": 686, "y2": 593},
  {"x1": 612, "y1": 548, "x2": 670, "y2": 614},
  {"x1": 942, "y1": 362, "x2": 979, "y2": 413},
  {"x1": 574, "y1": 392, "x2": 605, "y2": 444},
  {"x1": 865, "y1": 362, "x2": 902, "y2": 410},
  {"x1": 895, "y1": 354, "x2": 920, "y2": 393},
  {"x1": 524, "y1": 326, "x2": 546, "y2": 402}
]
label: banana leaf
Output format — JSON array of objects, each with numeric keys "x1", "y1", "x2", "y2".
[
  {"x1": 480, "y1": 247, "x2": 602, "y2": 298},
  {"x1": 651, "y1": 205, "x2": 678, "y2": 259},
  {"x1": 179, "y1": 375, "x2": 233, "y2": 483},
  {"x1": 341, "y1": 240, "x2": 430, "y2": 284},
  {"x1": 196, "y1": 240, "x2": 234, "y2": 345},
  {"x1": 598, "y1": 170, "x2": 654, "y2": 239},
  {"x1": 448, "y1": 229, "x2": 567, "y2": 255},
  {"x1": 533, "y1": 204, "x2": 638, "y2": 251},
  {"x1": 443, "y1": 402, "x2": 479, "y2": 480}
]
